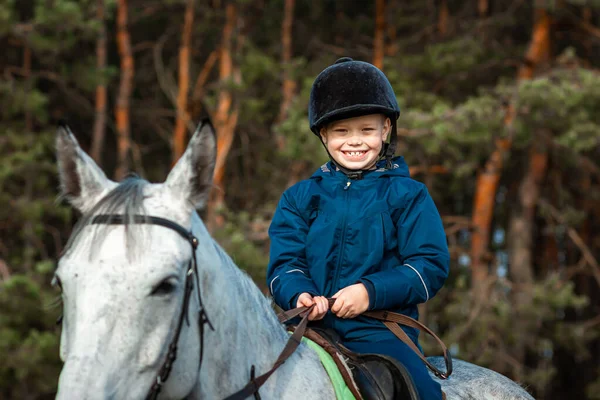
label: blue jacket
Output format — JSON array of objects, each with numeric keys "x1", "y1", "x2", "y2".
[{"x1": 267, "y1": 157, "x2": 450, "y2": 343}]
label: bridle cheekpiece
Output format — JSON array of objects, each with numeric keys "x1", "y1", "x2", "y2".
[{"x1": 91, "y1": 214, "x2": 213, "y2": 400}]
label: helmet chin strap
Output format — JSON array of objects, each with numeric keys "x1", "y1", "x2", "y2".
[
  {"x1": 319, "y1": 119, "x2": 398, "y2": 179},
  {"x1": 380, "y1": 119, "x2": 398, "y2": 170},
  {"x1": 319, "y1": 141, "x2": 364, "y2": 180}
]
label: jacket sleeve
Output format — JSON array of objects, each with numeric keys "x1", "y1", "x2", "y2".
[
  {"x1": 267, "y1": 190, "x2": 319, "y2": 310},
  {"x1": 359, "y1": 184, "x2": 449, "y2": 310}
]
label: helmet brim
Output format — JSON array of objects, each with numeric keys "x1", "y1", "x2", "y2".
[{"x1": 310, "y1": 104, "x2": 400, "y2": 134}]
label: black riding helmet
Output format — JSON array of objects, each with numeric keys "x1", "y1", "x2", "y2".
[{"x1": 308, "y1": 57, "x2": 401, "y2": 176}]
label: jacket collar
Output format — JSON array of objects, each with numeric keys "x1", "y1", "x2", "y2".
[{"x1": 310, "y1": 156, "x2": 410, "y2": 180}]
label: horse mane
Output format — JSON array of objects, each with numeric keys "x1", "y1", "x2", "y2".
[
  {"x1": 62, "y1": 175, "x2": 149, "y2": 259},
  {"x1": 202, "y1": 227, "x2": 289, "y2": 342}
]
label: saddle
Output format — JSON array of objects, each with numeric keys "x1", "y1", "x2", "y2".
[
  {"x1": 226, "y1": 301, "x2": 451, "y2": 400},
  {"x1": 295, "y1": 326, "x2": 420, "y2": 400}
]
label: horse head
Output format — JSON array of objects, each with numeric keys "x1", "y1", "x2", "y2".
[{"x1": 54, "y1": 121, "x2": 215, "y2": 400}]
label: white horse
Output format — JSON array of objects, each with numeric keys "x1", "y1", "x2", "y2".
[{"x1": 54, "y1": 122, "x2": 535, "y2": 400}]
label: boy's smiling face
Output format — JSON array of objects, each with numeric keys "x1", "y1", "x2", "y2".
[{"x1": 320, "y1": 114, "x2": 391, "y2": 171}]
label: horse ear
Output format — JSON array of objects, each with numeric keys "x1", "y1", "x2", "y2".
[
  {"x1": 56, "y1": 123, "x2": 115, "y2": 213},
  {"x1": 165, "y1": 120, "x2": 216, "y2": 209}
]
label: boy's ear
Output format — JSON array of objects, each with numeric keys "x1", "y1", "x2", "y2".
[
  {"x1": 319, "y1": 127, "x2": 328, "y2": 144},
  {"x1": 382, "y1": 117, "x2": 391, "y2": 141}
]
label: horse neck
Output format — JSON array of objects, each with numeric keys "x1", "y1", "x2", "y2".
[{"x1": 192, "y1": 215, "x2": 292, "y2": 396}]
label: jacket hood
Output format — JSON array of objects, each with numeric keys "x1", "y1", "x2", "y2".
[{"x1": 310, "y1": 156, "x2": 410, "y2": 180}]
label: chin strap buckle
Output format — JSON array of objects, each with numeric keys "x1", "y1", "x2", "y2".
[{"x1": 346, "y1": 171, "x2": 363, "y2": 180}]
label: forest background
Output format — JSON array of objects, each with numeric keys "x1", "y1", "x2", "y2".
[{"x1": 1, "y1": 0, "x2": 600, "y2": 399}]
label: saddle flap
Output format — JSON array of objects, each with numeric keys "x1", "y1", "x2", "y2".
[
  {"x1": 301, "y1": 327, "x2": 420, "y2": 400},
  {"x1": 347, "y1": 353, "x2": 420, "y2": 400}
]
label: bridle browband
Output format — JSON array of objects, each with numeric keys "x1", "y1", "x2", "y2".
[{"x1": 90, "y1": 214, "x2": 214, "y2": 400}]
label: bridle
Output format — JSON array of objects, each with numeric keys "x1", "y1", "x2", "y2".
[{"x1": 91, "y1": 214, "x2": 213, "y2": 400}]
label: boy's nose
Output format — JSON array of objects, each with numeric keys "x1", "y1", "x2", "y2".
[{"x1": 348, "y1": 135, "x2": 363, "y2": 145}]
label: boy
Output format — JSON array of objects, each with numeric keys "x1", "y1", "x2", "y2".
[{"x1": 267, "y1": 58, "x2": 449, "y2": 400}]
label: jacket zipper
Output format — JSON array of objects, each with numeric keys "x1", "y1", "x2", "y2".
[{"x1": 332, "y1": 179, "x2": 352, "y2": 295}]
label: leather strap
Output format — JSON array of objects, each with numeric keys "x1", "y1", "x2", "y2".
[
  {"x1": 224, "y1": 303, "x2": 317, "y2": 400},
  {"x1": 92, "y1": 214, "x2": 198, "y2": 246},
  {"x1": 362, "y1": 309, "x2": 452, "y2": 379}
]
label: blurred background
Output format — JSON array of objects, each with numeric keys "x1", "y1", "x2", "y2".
[{"x1": 1, "y1": 0, "x2": 600, "y2": 399}]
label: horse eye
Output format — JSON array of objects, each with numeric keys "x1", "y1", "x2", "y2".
[
  {"x1": 52, "y1": 275, "x2": 63, "y2": 292},
  {"x1": 151, "y1": 279, "x2": 177, "y2": 296}
]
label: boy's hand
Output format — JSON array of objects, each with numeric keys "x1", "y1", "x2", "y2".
[
  {"x1": 331, "y1": 284, "x2": 369, "y2": 319},
  {"x1": 296, "y1": 293, "x2": 329, "y2": 321}
]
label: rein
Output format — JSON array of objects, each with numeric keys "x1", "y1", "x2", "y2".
[
  {"x1": 223, "y1": 300, "x2": 317, "y2": 400},
  {"x1": 362, "y1": 309, "x2": 453, "y2": 379}
]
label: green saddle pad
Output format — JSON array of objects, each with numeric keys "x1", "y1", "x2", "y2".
[{"x1": 301, "y1": 336, "x2": 357, "y2": 400}]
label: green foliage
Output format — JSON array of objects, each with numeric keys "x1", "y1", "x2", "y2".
[
  {"x1": 0, "y1": 0, "x2": 15, "y2": 36},
  {"x1": 0, "y1": 275, "x2": 62, "y2": 399},
  {"x1": 0, "y1": 83, "x2": 49, "y2": 122},
  {"x1": 30, "y1": 0, "x2": 99, "y2": 55},
  {"x1": 0, "y1": 129, "x2": 69, "y2": 398},
  {"x1": 423, "y1": 271, "x2": 592, "y2": 393},
  {"x1": 274, "y1": 75, "x2": 328, "y2": 167},
  {"x1": 424, "y1": 38, "x2": 487, "y2": 76},
  {"x1": 237, "y1": 43, "x2": 282, "y2": 125},
  {"x1": 516, "y1": 66, "x2": 600, "y2": 145},
  {"x1": 567, "y1": 0, "x2": 600, "y2": 7},
  {"x1": 211, "y1": 208, "x2": 270, "y2": 286},
  {"x1": 71, "y1": 56, "x2": 119, "y2": 93}
]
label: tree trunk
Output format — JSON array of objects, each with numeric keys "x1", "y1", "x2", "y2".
[
  {"x1": 276, "y1": 0, "x2": 306, "y2": 189},
  {"x1": 583, "y1": 6, "x2": 593, "y2": 60},
  {"x1": 373, "y1": 0, "x2": 385, "y2": 70},
  {"x1": 478, "y1": 0, "x2": 488, "y2": 17},
  {"x1": 276, "y1": 0, "x2": 296, "y2": 132},
  {"x1": 507, "y1": 139, "x2": 548, "y2": 375},
  {"x1": 509, "y1": 145, "x2": 548, "y2": 281},
  {"x1": 470, "y1": 7, "x2": 550, "y2": 289},
  {"x1": 334, "y1": 8, "x2": 344, "y2": 46},
  {"x1": 91, "y1": 0, "x2": 107, "y2": 164},
  {"x1": 208, "y1": 3, "x2": 240, "y2": 224},
  {"x1": 114, "y1": 0, "x2": 134, "y2": 180},
  {"x1": 0, "y1": 258, "x2": 10, "y2": 281},
  {"x1": 172, "y1": 0, "x2": 195, "y2": 165},
  {"x1": 518, "y1": 8, "x2": 551, "y2": 80},
  {"x1": 438, "y1": 0, "x2": 449, "y2": 37},
  {"x1": 385, "y1": 0, "x2": 397, "y2": 57},
  {"x1": 190, "y1": 49, "x2": 218, "y2": 120}
]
